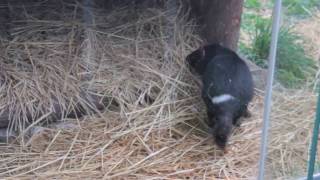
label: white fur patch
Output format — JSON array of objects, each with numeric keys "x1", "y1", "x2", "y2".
[{"x1": 211, "y1": 94, "x2": 235, "y2": 104}]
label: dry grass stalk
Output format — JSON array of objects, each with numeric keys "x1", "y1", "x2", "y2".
[{"x1": 0, "y1": 1, "x2": 318, "y2": 179}]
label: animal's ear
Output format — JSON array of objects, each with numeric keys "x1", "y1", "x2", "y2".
[{"x1": 186, "y1": 45, "x2": 206, "y2": 69}]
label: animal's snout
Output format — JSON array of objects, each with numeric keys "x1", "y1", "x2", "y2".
[{"x1": 214, "y1": 134, "x2": 228, "y2": 149}]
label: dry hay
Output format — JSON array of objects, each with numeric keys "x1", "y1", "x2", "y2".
[
  {"x1": 0, "y1": 1, "x2": 318, "y2": 179},
  {"x1": 267, "y1": 89, "x2": 318, "y2": 179},
  {"x1": 293, "y1": 10, "x2": 320, "y2": 61}
]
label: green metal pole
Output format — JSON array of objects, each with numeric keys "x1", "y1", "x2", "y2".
[{"x1": 307, "y1": 90, "x2": 320, "y2": 179}]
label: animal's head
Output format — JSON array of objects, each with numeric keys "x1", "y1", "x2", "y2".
[
  {"x1": 185, "y1": 43, "x2": 225, "y2": 75},
  {"x1": 186, "y1": 46, "x2": 206, "y2": 74},
  {"x1": 212, "y1": 114, "x2": 233, "y2": 149}
]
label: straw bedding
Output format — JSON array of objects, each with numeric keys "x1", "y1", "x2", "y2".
[{"x1": 0, "y1": 1, "x2": 318, "y2": 179}]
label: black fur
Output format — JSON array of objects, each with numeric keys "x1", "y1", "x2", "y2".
[{"x1": 186, "y1": 43, "x2": 254, "y2": 149}]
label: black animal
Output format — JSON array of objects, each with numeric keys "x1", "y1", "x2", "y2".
[{"x1": 186, "y1": 43, "x2": 254, "y2": 149}]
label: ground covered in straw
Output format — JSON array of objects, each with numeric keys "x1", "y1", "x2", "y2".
[{"x1": 0, "y1": 1, "x2": 318, "y2": 179}]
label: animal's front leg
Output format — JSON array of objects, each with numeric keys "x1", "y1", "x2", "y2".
[
  {"x1": 232, "y1": 117, "x2": 242, "y2": 127},
  {"x1": 242, "y1": 108, "x2": 251, "y2": 118},
  {"x1": 233, "y1": 106, "x2": 251, "y2": 127},
  {"x1": 206, "y1": 110, "x2": 215, "y2": 128}
]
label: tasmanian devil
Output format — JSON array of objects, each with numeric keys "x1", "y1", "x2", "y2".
[{"x1": 186, "y1": 43, "x2": 254, "y2": 149}]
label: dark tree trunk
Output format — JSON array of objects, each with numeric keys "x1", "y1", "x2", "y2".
[
  {"x1": 0, "y1": 0, "x2": 10, "y2": 40},
  {"x1": 189, "y1": 0, "x2": 244, "y2": 51}
]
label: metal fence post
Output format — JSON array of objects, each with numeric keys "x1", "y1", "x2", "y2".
[{"x1": 257, "y1": 0, "x2": 282, "y2": 179}]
